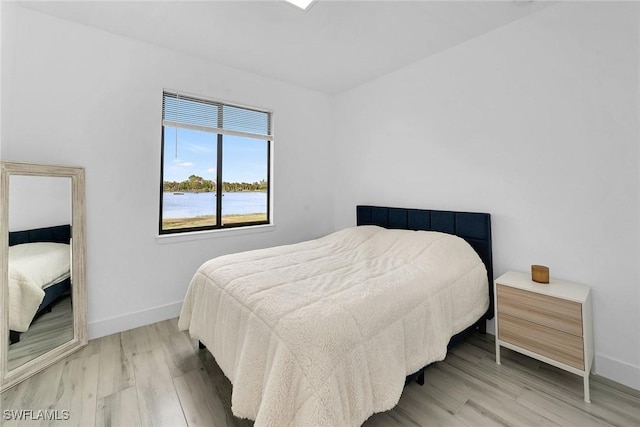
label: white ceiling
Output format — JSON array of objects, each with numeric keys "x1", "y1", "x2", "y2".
[{"x1": 18, "y1": 0, "x2": 552, "y2": 94}]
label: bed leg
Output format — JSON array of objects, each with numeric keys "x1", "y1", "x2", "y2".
[
  {"x1": 478, "y1": 319, "x2": 487, "y2": 335},
  {"x1": 198, "y1": 341, "x2": 206, "y2": 350},
  {"x1": 417, "y1": 370, "x2": 425, "y2": 386}
]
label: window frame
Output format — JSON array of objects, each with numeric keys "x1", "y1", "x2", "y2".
[{"x1": 159, "y1": 90, "x2": 273, "y2": 235}]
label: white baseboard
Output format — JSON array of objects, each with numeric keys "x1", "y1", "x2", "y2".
[
  {"x1": 88, "y1": 301, "x2": 183, "y2": 340},
  {"x1": 595, "y1": 353, "x2": 640, "y2": 391}
]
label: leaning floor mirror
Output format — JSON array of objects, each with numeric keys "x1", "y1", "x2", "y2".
[{"x1": 0, "y1": 161, "x2": 87, "y2": 392}]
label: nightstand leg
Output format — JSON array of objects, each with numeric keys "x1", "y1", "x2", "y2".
[
  {"x1": 496, "y1": 342, "x2": 501, "y2": 365},
  {"x1": 583, "y1": 375, "x2": 590, "y2": 403}
]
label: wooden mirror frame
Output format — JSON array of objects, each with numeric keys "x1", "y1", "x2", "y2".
[{"x1": 0, "y1": 161, "x2": 87, "y2": 392}]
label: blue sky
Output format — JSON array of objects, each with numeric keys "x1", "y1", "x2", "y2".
[{"x1": 163, "y1": 127, "x2": 268, "y2": 183}]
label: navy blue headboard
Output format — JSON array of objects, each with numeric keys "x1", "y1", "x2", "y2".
[
  {"x1": 8, "y1": 224, "x2": 71, "y2": 247},
  {"x1": 357, "y1": 205, "x2": 494, "y2": 320}
]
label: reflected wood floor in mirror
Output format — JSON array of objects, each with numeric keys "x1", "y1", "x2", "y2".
[
  {"x1": 1, "y1": 318, "x2": 639, "y2": 426},
  {"x1": 7, "y1": 295, "x2": 74, "y2": 371}
]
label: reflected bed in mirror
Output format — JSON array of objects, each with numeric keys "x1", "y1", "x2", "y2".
[
  {"x1": 0, "y1": 162, "x2": 87, "y2": 392},
  {"x1": 8, "y1": 225, "x2": 74, "y2": 370}
]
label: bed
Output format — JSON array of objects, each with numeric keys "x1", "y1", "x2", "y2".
[
  {"x1": 8, "y1": 224, "x2": 72, "y2": 344},
  {"x1": 178, "y1": 205, "x2": 493, "y2": 426}
]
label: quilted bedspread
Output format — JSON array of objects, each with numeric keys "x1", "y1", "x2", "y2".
[
  {"x1": 178, "y1": 225, "x2": 489, "y2": 426},
  {"x1": 9, "y1": 242, "x2": 71, "y2": 332}
]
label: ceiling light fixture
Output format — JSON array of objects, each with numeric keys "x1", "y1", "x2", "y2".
[{"x1": 285, "y1": 0, "x2": 316, "y2": 10}]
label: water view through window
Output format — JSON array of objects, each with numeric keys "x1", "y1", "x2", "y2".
[
  {"x1": 222, "y1": 135, "x2": 268, "y2": 225},
  {"x1": 161, "y1": 128, "x2": 269, "y2": 231},
  {"x1": 160, "y1": 92, "x2": 271, "y2": 234}
]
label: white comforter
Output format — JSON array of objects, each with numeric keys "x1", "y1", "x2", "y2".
[
  {"x1": 178, "y1": 226, "x2": 489, "y2": 426},
  {"x1": 9, "y1": 242, "x2": 71, "y2": 332}
]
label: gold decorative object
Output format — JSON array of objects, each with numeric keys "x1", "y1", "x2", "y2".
[{"x1": 531, "y1": 265, "x2": 550, "y2": 284}]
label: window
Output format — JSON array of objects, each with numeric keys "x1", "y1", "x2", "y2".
[{"x1": 160, "y1": 91, "x2": 272, "y2": 234}]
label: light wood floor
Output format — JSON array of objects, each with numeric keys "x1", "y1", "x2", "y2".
[
  {"x1": 1, "y1": 318, "x2": 639, "y2": 426},
  {"x1": 8, "y1": 295, "x2": 74, "y2": 371}
]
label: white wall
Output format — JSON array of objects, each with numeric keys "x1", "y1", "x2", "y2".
[
  {"x1": 8, "y1": 175, "x2": 72, "y2": 231},
  {"x1": 2, "y1": 6, "x2": 335, "y2": 338},
  {"x1": 334, "y1": 2, "x2": 640, "y2": 389},
  {"x1": 1, "y1": 2, "x2": 13, "y2": 157},
  {"x1": 0, "y1": 1, "x2": 3, "y2": 157}
]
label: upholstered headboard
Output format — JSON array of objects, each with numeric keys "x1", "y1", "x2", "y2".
[
  {"x1": 8, "y1": 224, "x2": 71, "y2": 247},
  {"x1": 356, "y1": 205, "x2": 494, "y2": 320}
]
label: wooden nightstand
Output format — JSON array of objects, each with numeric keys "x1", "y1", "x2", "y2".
[{"x1": 494, "y1": 271, "x2": 594, "y2": 402}]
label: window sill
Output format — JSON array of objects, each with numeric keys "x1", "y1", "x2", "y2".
[{"x1": 156, "y1": 223, "x2": 276, "y2": 244}]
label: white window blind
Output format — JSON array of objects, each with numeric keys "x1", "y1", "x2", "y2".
[{"x1": 162, "y1": 91, "x2": 272, "y2": 140}]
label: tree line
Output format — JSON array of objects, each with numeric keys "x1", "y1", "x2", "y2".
[{"x1": 163, "y1": 175, "x2": 267, "y2": 193}]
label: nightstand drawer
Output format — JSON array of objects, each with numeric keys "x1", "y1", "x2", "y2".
[
  {"x1": 498, "y1": 313, "x2": 584, "y2": 370},
  {"x1": 497, "y1": 284, "x2": 583, "y2": 336}
]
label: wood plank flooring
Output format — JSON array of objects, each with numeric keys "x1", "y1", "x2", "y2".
[
  {"x1": 7, "y1": 295, "x2": 74, "y2": 371},
  {"x1": 1, "y1": 318, "x2": 639, "y2": 426}
]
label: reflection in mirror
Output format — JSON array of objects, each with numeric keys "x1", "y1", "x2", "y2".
[
  {"x1": 7, "y1": 175, "x2": 73, "y2": 370},
  {"x1": 1, "y1": 162, "x2": 87, "y2": 392}
]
